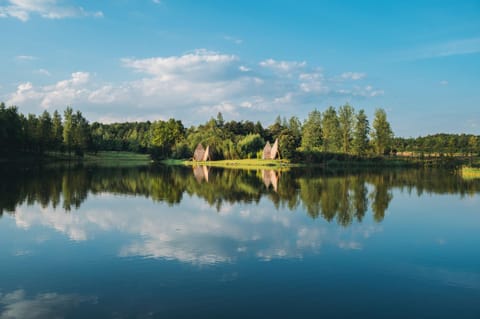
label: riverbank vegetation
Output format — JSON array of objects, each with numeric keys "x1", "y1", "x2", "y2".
[{"x1": 1, "y1": 102, "x2": 479, "y2": 166}]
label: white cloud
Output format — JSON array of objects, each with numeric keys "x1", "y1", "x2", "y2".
[
  {"x1": 5, "y1": 49, "x2": 381, "y2": 123},
  {"x1": 15, "y1": 55, "x2": 37, "y2": 61},
  {"x1": 336, "y1": 85, "x2": 384, "y2": 98},
  {"x1": 34, "y1": 68, "x2": 51, "y2": 76},
  {"x1": 340, "y1": 72, "x2": 366, "y2": 80},
  {"x1": 299, "y1": 72, "x2": 328, "y2": 93},
  {"x1": 259, "y1": 58, "x2": 306, "y2": 73},
  {"x1": 0, "y1": 0, "x2": 103, "y2": 21},
  {"x1": 6, "y1": 72, "x2": 90, "y2": 109}
]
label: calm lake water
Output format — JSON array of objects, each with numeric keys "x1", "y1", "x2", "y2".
[{"x1": 0, "y1": 165, "x2": 479, "y2": 318}]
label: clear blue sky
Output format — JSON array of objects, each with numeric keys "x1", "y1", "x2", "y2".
[{"x1": 1, "y1": 0, "x2": 479, "y2": 136}]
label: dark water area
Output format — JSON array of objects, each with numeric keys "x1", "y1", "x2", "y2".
[{"x1": 0, "y1": 164, "x2": 479, "y2": 318}]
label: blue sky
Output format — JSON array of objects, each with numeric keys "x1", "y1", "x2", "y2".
[{"x1": 0, "y1": 0, "x2": 479, "y2": 136}]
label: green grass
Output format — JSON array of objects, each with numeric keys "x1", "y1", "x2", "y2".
[
  {"x1": 461, "y1": 166, "x2": 480, "y2": 179},
  {"x1": 180, "y1": 158, "x2": 297, "y2": 170}
]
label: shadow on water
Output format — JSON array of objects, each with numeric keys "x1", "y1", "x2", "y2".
[{"x1": 1, "y1": 164, "x2": 479, "y2": 226}]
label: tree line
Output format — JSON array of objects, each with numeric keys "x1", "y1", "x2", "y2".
[
  {"x1": 1, "y1": 101, "x2": 478, "y2": 161},
  {"x1": 393, "y1": 134, "x2": 480, "y2": 157}
]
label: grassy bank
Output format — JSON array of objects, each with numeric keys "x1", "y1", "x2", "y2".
[{"x1": 171, "y1": 158, "x2": 297, "y2": 170}]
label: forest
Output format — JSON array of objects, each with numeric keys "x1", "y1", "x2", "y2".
[{"x1": 1, "y1": 101, "x2": 479, "y2": 162}]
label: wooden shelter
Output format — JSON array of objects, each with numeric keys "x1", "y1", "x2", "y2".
[
  {"x1": 262, "y1": 139, "x2": 279, "y2": 160},
  {"x1": 270, "y1": 139, "x2": 279, "y2": 159},
  {"x1": 193, "y1": 143, "x2": 212, "y2": 161},
  {"x1": 193, "y1": 143, "x2": 205, "y2": 161},
  {"x1": 203, "y1": 145, "x2": 211, "y2": 161},
  {"x1": 262, "y1": 141, "x2": 272, "y2": 159}
]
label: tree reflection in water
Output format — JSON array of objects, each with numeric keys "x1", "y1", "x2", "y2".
[{"x1": 1, "y1": 165, "x2": 479, "y2": 226}]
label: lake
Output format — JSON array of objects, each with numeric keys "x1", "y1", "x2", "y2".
[{"x1": 0, "y1": 165, "x2": 479, "y2": 318}]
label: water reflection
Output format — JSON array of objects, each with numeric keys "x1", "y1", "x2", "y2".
[
  {"x1": 1, "y1": 165, "x2": 479, "y2": 318},
  {"x1": 261, "y1": 169, "x2": 280, "y2": 192},
  {"x1": 0, "y1": 289, "x2": 95, "y2": 319},
  {"x1": 193, "y1": 165, "x2": 210, "y2": 183},
  {"x1": 1, "y1": 165, "x2": 479, "y2": 225}
]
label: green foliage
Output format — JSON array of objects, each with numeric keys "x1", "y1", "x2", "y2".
[
  {"x1": 352, "y1": 109, "x2": 370, "y2": 156},
  {"x1": 149, "y1": 119, "x2": 185, "y2": 159},
  {"x1": 338, "y1": 104, "x2": 355, "y2": 154},
  {"x1": 371, "y1": 108, "x2": 393, "y2": 155},
  {"x1": 321, "y1": 106, "x2": 340, "y2": 152},
  {"x1": 52, "y1": 110, "x2": 63, "y2": 151},
  {"x1": 393, "y1": 133, "x2": 480, "y2": 156},
  {"x1": 63, "y1": 107, "x2": 74, "y2": 154},
  {"x1": 238, "y1": 133, "x2": 265, "y2": 159},
  {"x1": 278, "y1": 129, "x2": 297, "y2": 160},
  {"x1": 301, "y1": 109, "x2": 322, "y2": 150},
  {"x1": 5, "y1": 100, "x2": 477, "y2": 166}
]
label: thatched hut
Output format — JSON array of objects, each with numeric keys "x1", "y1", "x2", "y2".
[
  {"x1": 193, "y1": 143, "x2": 205, "y2": 161},
  {"x1": 270, "y1": 139, "x2": 279, "y2": 159},
  {"x1": 262, "y1": 141, "x2": 272, "y2": 159},
  {"x1": 203, "y1": 145, "x2": 211, "y2": 161},
  {"x1": 193, "y1": 143, "x2": 212, "y2": 161},
  {"x1": 262, "y1": 139, "x2": 279, "y2": 160}
]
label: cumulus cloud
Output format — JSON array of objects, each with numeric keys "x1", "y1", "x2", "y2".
[
  {"x1": 0, "y1": 0, "x2": 103, "y2": 22},
  {"x1": 7, "y1": 72, "x2": 91, "y2": 109},
  {"x1": 5, "y1": 49, "x2": 383, "y2": 123}
]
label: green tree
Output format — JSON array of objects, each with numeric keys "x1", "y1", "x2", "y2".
[
  {"x1": 371, "y1": 108, "x2": 393, "y2": 155},
  {"x1": 150, "y1": 119, "x2": 185, "y2": 159},
  {"x1": 268, "y1": 115, "x2": 285, "y2": 141},
  {"x1": 301, "y1": 109, "x2": 322, "y2": 150},
  {"x1": 288, "y1": 116, "x2": 302, "y2": 148},
  {"x1": 278, "y1": 129, "x2": 297, "y2": 160},
  {"x1": 0, "y1": 104, "x2": 23, "y2": 154},
  {"x1": 352, "y1": 109, "x2": 370, "y2": 156},
  {"x1": 238, "y1": 133, "x2": 265, "y2": 158},
  {"x1": 39, "y1": 110, "x2": 53, "y2": 152},
  {"x1": 338, "y1": 104, "x2": 355, "y2": 154},
  {"x1": 321, "y1": 106, "x2": 340, "y2": 152},
  {"x1": 52, "y1": 110, "x2": 63, "y2": 151},
  {"x1": 72, "y1": 111, "x2": 90, "y2": 155},
  {"x1": 63, "y1": 107, "x2": 74, "y2": 154}
]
